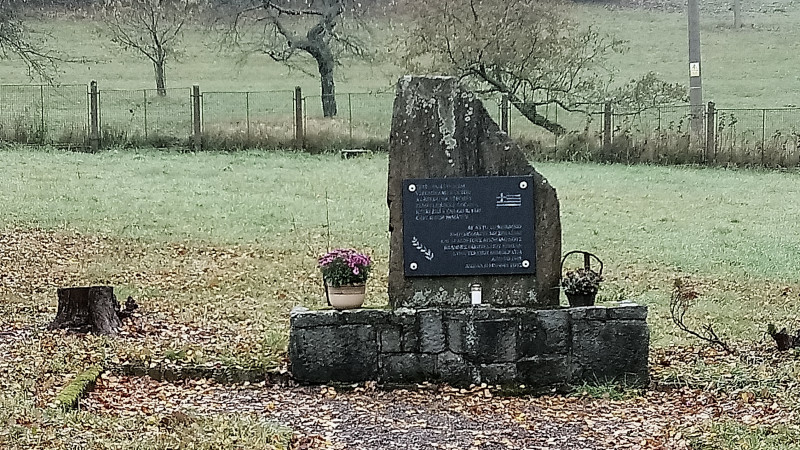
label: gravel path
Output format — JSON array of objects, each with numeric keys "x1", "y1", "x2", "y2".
[{"x1": 82, "y1": 376, "x2": 698, "y2": 449}]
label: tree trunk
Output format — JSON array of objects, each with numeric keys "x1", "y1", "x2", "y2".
[
  {"x1": 316, "y1": 48, "x2": 337, "y2": 117},
  {"x1": 733, "y1": 0, "x2": 743, "y2": 28},
  {"x1": 154, "y1": 61, "x2": 167, "y2": 97},
  {"x1": 48, "y1": 286, "x2": 122, "y2": 335},
  {"x1": 470, "y1": 67, "x2": 566, "y2": 135},
  {"x1": 510, "y1": 99, "x2": 566, "y2": 135}
]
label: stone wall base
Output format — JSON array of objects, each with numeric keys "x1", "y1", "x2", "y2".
[{"x1": 289, "y1": 305, "x2": 649, "y2": 388}]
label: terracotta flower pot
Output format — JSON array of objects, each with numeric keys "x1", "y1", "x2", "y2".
[{"x1": 326, "y1": 284, "x2": 366, "y2": 310}]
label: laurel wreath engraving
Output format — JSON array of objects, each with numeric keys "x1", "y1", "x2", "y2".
[{"x1": 411, "y1": 236, "x2": 434, "y2": 261}]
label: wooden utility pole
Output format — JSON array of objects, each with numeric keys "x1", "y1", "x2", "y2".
[
  {"x1": 89, "y1": 80, "x2": 99, "y2": 152},
  {"x1": 192, "y1": 84, "x2": 202, "y2": 151},
  {"x1": 294, "y1": 86, "x2": 304, "y2": 149},
  {"x1": 603, "y1": 101, "x2": 612, "y2": 150},
  {"x1": 688, "y1": 0, "x2": 704, "y2": 140}
]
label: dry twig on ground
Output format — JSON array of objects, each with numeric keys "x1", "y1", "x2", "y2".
[{"x1": 670, "y1": 277, "x2": 733, "y2": 354}]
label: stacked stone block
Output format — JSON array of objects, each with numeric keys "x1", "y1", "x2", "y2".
[{"x1": 289, "y1": 305, "x2": 649, "y2": 387}]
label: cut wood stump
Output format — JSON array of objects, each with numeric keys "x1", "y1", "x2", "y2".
[{"x1": 48, "y1": 286, "x2": 137, "y2": 335}]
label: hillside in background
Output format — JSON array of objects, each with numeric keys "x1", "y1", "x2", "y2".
[{"x1": 0, "y1": 0, "x2": 794, "y2": 109}]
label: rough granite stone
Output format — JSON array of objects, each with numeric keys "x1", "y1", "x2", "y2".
[
  {"x1": 290, "y1": 309, "x2": 341, "y2": 328},
  {"x1": 388, "y1": 308, "x2": 417, "y2": 327},
  {"x1": 401, "y1": 316, "x2": 420, "y2": 353},
  {"x1": 517, "y1": 309, "x2": 570, "y2": 357},
  {"x1": 569, "y1": 306, "x2": 609, "y2": 321},
  {"x1": 340, "y1": 309, "x2": 389, "y2": 325},
  {"x1": 437, "y1": 351, "x2": 479, "y2": 385},
  {"x1": 479, "y1": 363, "x2": 518, "y2": 384},
  {"x1": 571, "y1": 319, "x2": 650, "y2": 385},
  {"x1": 517, "y1": 355, "x2": 571, "y2": 386},
  {"x1": 607, "y1": 304, "x2": 648, "y2": 320},
  {"x1": 418, "y1": 309, "x2": 446, "y2": 353},
  {"x1": 387, "y1": 76, "x2": 561, "y2": 309},
  {"x1": 468, "y1": 319, "x2": 517, "y2": 363},
  {"x1": 445, "y1": 318, "x2": 466, "y2": 354},
  {"x1": 380, "y1": 353, "x2": 436, "y2": 383},
  {"x1": 289, "y1": 325, "x2": 377, "y2": 383},
  {"x1": 457, "y1": 307, "x2": 529, "y2": 321},
  {"x1": 288, "y1": 306, "x2": 649, "y2": 387},
  {"x1": 380, "y1": 327, "x2": 402, "y2": 353}
]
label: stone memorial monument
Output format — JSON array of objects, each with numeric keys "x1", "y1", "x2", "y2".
[
  {"x1": 289, "y1": 76, "x2": 649, "y2": 388},
  {"x1": 387, "y1": 76, "x2": 561, "y2": 309}
]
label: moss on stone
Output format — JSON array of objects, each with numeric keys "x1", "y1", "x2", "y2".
[{"x1": 54, "y1": 365, "x2": 102, "y2": 410}]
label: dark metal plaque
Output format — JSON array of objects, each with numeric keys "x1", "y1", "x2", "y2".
[{"x1": 402, "y1": 176, "x2": 535, "y2": 277}]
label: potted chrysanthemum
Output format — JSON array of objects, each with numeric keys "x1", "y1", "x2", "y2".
[{"x1": 318, "y1": 248, "x2": 372, "y2": 310}]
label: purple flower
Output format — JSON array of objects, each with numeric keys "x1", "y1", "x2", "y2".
[{"x1": 318, "y1": 248, "x2": 372, "y2": 287}]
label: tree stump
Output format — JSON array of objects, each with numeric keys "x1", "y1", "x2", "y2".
[{"x1": 48, "y1": 286, "x2": 124, "y2": 335}]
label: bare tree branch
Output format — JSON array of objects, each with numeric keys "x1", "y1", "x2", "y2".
[
  {"x1": 0, "y1": 0, "x2": 72, "y2": 81},
  {"x1": 225, "y1": 0, "x2": 374, "y2": 118},
  {"x1": 402, "y1": 0, "x2": 685, "y2": 133},
  {"x1": 100, "y1": 0, "x2": 202, "y2": 95}
]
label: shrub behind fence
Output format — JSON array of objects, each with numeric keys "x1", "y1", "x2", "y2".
[{"x1": 3, "y1": 81, "x2": 800, "y2": 167}]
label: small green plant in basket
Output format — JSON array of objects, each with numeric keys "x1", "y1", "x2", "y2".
[
  {"x1": 561, "y1": 250, "x2": 603, "y2": 307},
  {"x1": 562, "y1": 268, "x2": 603, "y2": 296}
]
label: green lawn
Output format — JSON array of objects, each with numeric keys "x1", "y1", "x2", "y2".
[
  {"x1": 2, "y1": 149, "x2": 800, "y2": 447},
  {"x1": 4, "y1": 1, "x2": 800, "y2": 444},
  {"x1": 2, "y1": 148, "x2": 799, "y2": 345}
]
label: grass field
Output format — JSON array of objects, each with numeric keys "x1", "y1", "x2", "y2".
[
  {"x1": 3, "y1": 1, "x2": 800, "y2": 446},
  {"x1": 0, "y1": 2, "x2": 793, "y2": 106},
  {"x1": 3, "y1": 148, "x2": 799, "y2": 340},
  {"x1": 0, "y1": 2, "x2": 799, "y2": 154},
  {"x1": 2, "y1": 149, "x2": 800, "y2": 446}
]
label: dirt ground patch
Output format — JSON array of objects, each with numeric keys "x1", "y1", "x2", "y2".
[{"x1": 82, "y1": 363, "x2": 797, "y2": 450}]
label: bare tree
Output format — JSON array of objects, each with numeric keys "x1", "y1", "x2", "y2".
[
  {"x1": 229, "y1": 0, "x2": 370, "y2": 117},
  {"x1": 403, "y1": 0, "x2": 685, "y2": 134},
  {"x1": 101, "y1": 0, "x2": 203, "y2": 96},
  {"x1": 0, "y1": 0, "x2": 61, "y2": 79}
]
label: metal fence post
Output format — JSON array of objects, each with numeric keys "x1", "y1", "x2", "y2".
[
  {"x1": 192, "y1": 84, "x2": 202, "y2": 151},
  {"x1": 705, "y1": 101, "x2": 715, "y2": 162},
  {"x1": 603, "y1": 101, "x2": 612, "y2": 150},
  {"x1": 761, "y1": 108, "x2": 766, "y2": 166},
  {"x1": 554, "y1": 104, "x2": 559, "y2": 148},
  {"x1": 246, "y1": 92, "x2": 251, "y2": 140},
  {"x1": 39, "y1": 85, "x2": 45, "y2": 144},
  {"x1": 294, "y1": 86, "x2": 304, "y2": 149},
  {"x1": 658, "y1": 106, "x2": 662, "y2": 130},
  {"x1": 89, "y1": 80, "x2": 99, "y2": 152},
  {"x1": 500, "y1": 95, "x2": 509, "y2": 133},
  {"x1": 143, "y1": 89, "x2": 148, "y2": 140},
  {"x1": 348, "y1": 93, "x2": 353, "y2": 142}
]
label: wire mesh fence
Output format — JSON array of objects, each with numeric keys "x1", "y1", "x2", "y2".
[
  {"x1": 202, "y1": 90, "x2": 295, "y2": 149},
  {"x1": 715, "y1": 108, "x2": 800, "y2": 166},
  {"x1": 0, "y1": 84, "x2": 87, "y2": 145},
  {"x1": 98, "y1": 87, "x2": 192, "y2": 146},
  {"x1": 610, "y1": 104, "x2": 701, "y2": 164},
  {"x1": 2, "y1": 81, "x2": 800, "y2": 167},
  {"x1": 303, "y1": 92, "x2": 394, "y2": 150}
]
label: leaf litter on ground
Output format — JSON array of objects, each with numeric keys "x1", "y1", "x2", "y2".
[{"x1": 2, "y1": 228, "x2": 800, "y2": 448}]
